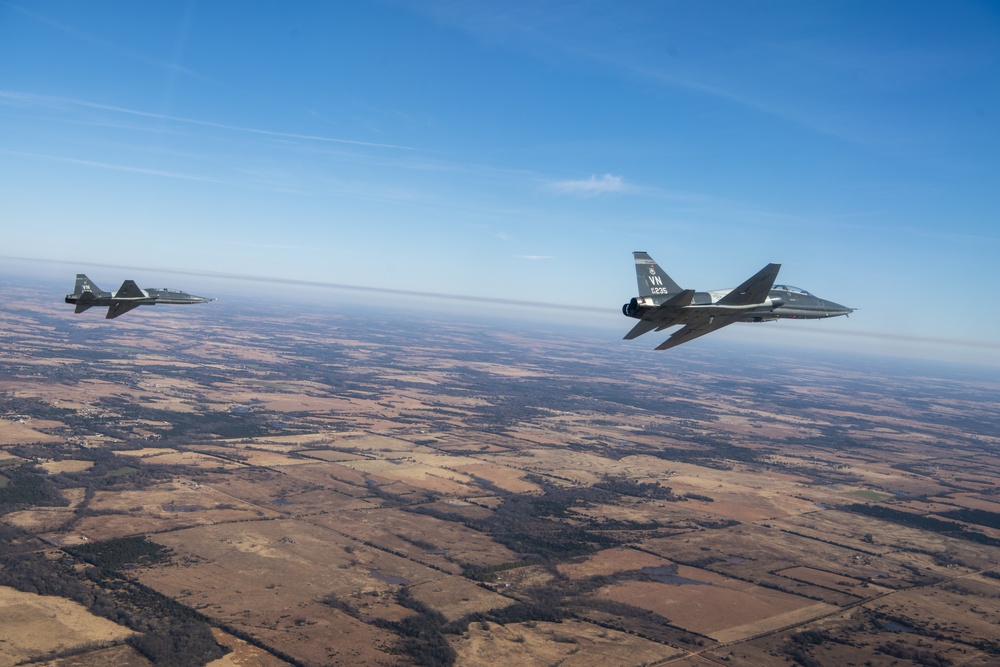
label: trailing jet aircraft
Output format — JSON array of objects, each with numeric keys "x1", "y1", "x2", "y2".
[
  {"x1": 622, "y1": 252, "x2": 853, "y2": 350},
  {"x1": 65, "y1": 274, "x2": 212, "y2": 319}
]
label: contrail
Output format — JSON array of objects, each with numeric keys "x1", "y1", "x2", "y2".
[
  {"x1": 1, "y1": 255, "x2": 606, "y2": 314},
  {"x1": 6, "y1": 255, "x2": 997, "y2": 351},
  {"x1": 788, "y1": 326, "x2": 1000, "y2": 351}
]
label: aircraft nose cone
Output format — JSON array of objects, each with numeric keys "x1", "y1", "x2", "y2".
[{"x1": 824, "y1": 300, "x2": 853, "y2": 316}]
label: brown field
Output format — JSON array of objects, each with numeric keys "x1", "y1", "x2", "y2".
[
  {"x1": 558, "y1": 546, "x2": 681, "y2": 579},
  {"x1": 43, "y1": 644, "x2": 152, "y2": 667},
  {"x1": 207, "y1": 628, "x2": 291, "y2": 667},
  {"x1": 0, "y1": 419, "x2": 62, "y2": 444},
  {"x1": 139, "y1": 519, "x2": 499, "y2": 665},
  {"x1": 4, "y1": 506, "x2": 77, "y2": 532},
  {"x1": 452, "y1": 619, "x2": 679, "y2": 666},
  {"x1": 309, "y1": 508, "x2": 520, "y2": 572},
  {"x1": 116, "y1": 449, "x2": 243, "y2": 470},
  {"x1": 777, "y1": 565, "x2": 887, "y2": 597},
  {"x1": 595, "y1": 565, "x2": 837, "y2": 642},
  {"x1": 3, "y1": 290, "x2": 1000, "y2": 665},
  {"x1": 0, "y1": 585, "x2": 134, "y2": 667}
]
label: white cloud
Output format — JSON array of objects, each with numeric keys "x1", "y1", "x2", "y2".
[{"x1": 547, "y1": 173, "x2": 627, "y2": 196}]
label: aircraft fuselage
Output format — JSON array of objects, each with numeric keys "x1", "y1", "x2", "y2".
[
  {"x1": 623, "y1": 285, "x2": 853, "y2": 323},
  {"x1": 622, "y1": 252, "x2": 853, "y2": 349},
  {"x1": 65, "y1": 275, "x2": 212, "y2": 319}
]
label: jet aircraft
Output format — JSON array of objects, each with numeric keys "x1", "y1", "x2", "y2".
[
  {"x1": 65, "y1": 274, "x2": 212, "y2": 319},
  {"x1": 623, "y1": 252, "x2": 853, "y2": 350}
]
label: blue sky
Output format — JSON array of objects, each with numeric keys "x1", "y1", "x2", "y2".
[{"x1": 2, "y1": 1, "x2": 998, "y2": 364}]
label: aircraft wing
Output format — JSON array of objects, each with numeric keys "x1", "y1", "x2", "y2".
[
  {"x1": 106, "y1": 302, "x2": 143, "y2": 319},
  {"x1": 651, "y1": 264, "x2": 777, "y2": 349},
  {"x1": 717, "y1": 263, "x2": 780, "y2": 306},
  {"x1": 114, "y1": 280, "x2": 146, "y2": 299},
  {"x1": 654, "y1": 315, "x2": 739, "y2": 350}
]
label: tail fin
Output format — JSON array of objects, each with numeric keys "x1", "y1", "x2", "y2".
[
  {"x1": 633, "y1": 251, "x2": 683, "y2": 298},
  {"x1": 74, "y1": 274, "x2": 110, "y2": 298}
]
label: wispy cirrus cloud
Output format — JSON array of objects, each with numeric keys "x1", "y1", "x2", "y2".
[
  {"x1": 0, "y1": 149, "x2": 233, "y2": 185},
  {"x1": 0, "y1": 91, "x2": 415, "y2": 151},
  {"x1": 546, "y1": 173, "x2": 628, "y2": 196}
]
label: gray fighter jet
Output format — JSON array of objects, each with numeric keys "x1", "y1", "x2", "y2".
[
  {"x1": 65, "y1": 274, "x2": 212, "y2": 319},
  {"x1": 622, "y1": 252, "x2": 853, "y2": 350}
]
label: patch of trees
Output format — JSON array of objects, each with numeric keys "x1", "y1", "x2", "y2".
[
  {"x1": 450, "y1": 600, "x2": 567, "y2": 631},
  {"x1": 781, "y1": 630, "x2": 827, "y2": 667},
  {"x1": 938, "y1": 507, "x2": 1000, "y2": 530},
  {"x1": 462, "y1": 559, "x2": 536, "y2": 582},
  {"x1": 128, "y1": 620, "x2": 226, "y2": 667},
  {"x1": 467, "y1": 574, "x2": 692, "y2": 647},
  {"x1": 0, "y1": 465, "x2": 67, "y2": 515},
  {"x1": 46, "y1": 451, "x2": 175, "y2": 495},
  {"x1": 68, "y1": 536, "x2": 173, "y2": 570},
  {"x1": 843, "y1": 503, "x2": 1000, "y2": 547},
  {"x1": 323, "y1": 587, "x2": 456, "y2": 667},
  {"x1": 415, "y1": 473, "x2": 704, "y2": 562},
  {"x1": 630, "y1": 441, "x2": 762, "y2": 468},
  {"x1": 0, "y1": 524, "x2": 47, "y2": 556},
  {"x1": 0, "y1": 393, "x2": 75, "y2": 421},
  {"x1": 73, "y1": 397, "x2": 281, "y2": 442},
  {"x1": 160, "y1": 410, "x2": 273, "y2": 441},
  {"x1": 411, "y1": 485, "x2": 645, "y2": 561},
  {"x1": 386, "y1": 587, "x2": 457, "y2": 667},
  {"x1": 593, "y1": 475, "x2": 679, "y2": 500},
  {"x1": 877, "y1": 641, "x2": 952, "y2": 667},
  {"x1": 82, "y1": 567, "x2": 227, "y2": 665},
  {"x1": 0, "y1": 549, "x2": 226, "y2": 665}
]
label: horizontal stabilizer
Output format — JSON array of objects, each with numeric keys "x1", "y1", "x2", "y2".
[
  {"x1": 623, "y1": 319, "x2": 660, "y2": 340},
  {"x1": 74, "y1": 303, "x2": 95, "y2": 314}
]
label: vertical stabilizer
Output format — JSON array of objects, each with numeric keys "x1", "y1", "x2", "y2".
[
  {"x1": 633, "y1": 251, "x2": 683, "y2": 298},
  {"x1": 74, "y1": 274, "x2": 110, "y2": 298}
]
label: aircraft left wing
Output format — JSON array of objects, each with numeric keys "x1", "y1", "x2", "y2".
[
  {"x1": 115, "y1": 280, "x2": 147, "y2": 299},
  {"x1": 650, "y1": 264, "x2": 780, "y2": 350},
  {"x1": 717, "y1": 263, "x2": 780, "y2": 306},
  {"x1": 107, "y1": 302, "x2": 143, "y2": 319}
]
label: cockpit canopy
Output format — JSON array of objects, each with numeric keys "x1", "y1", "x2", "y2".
[{"x1": 772, "y1": 284, "x2": 812, "y2": 296}]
